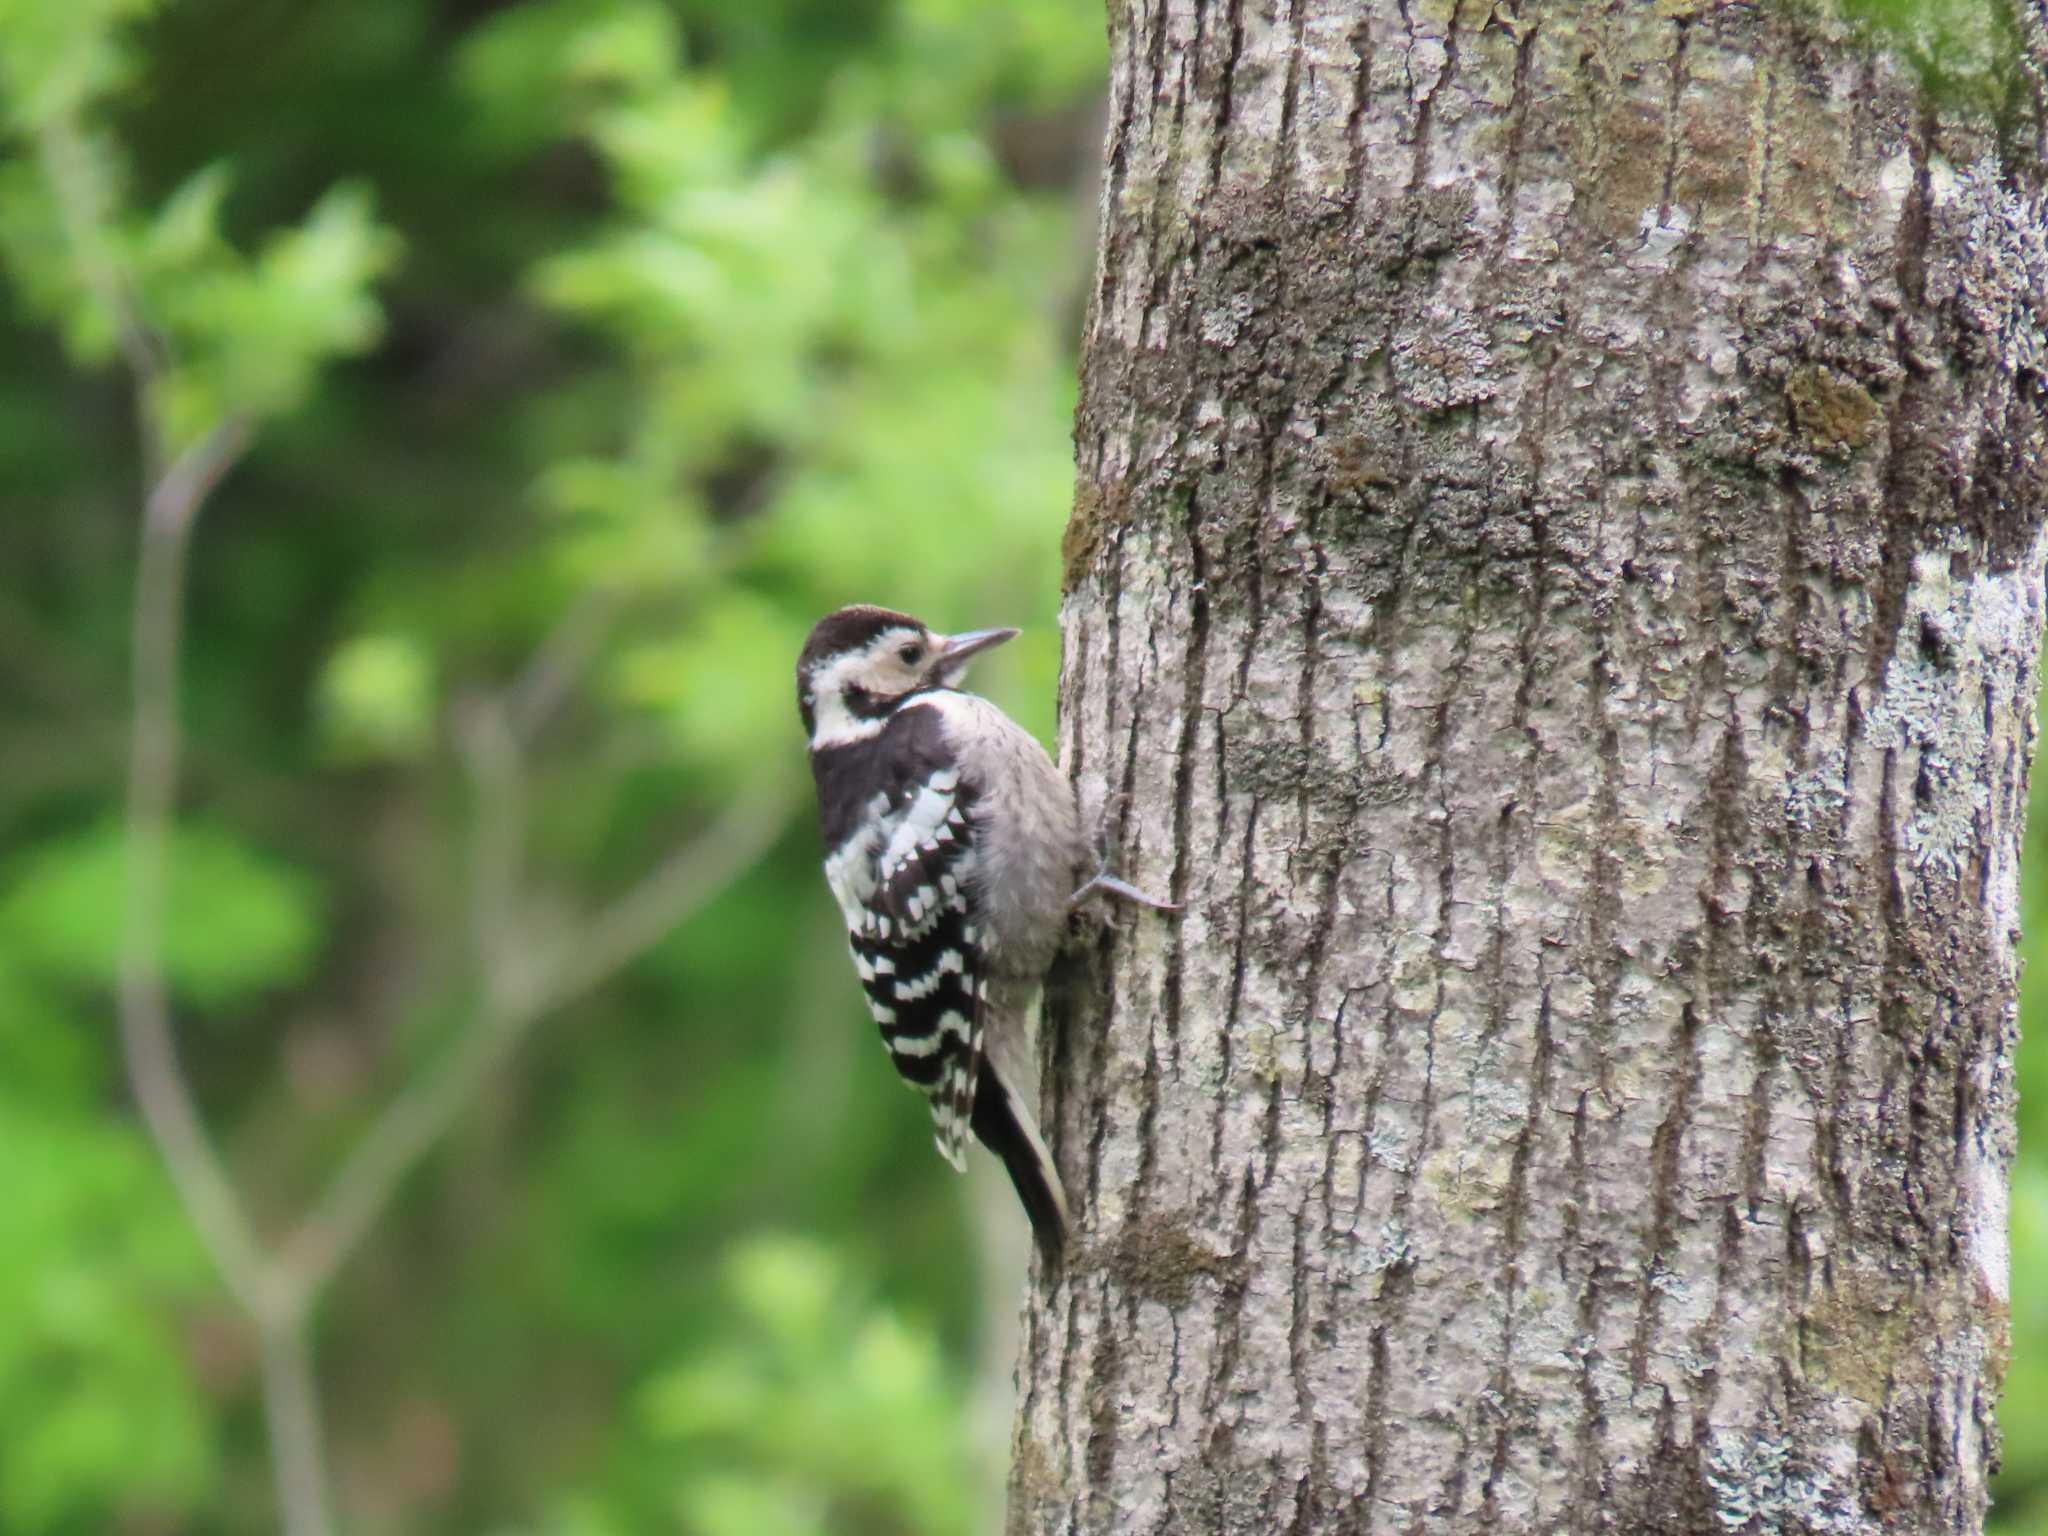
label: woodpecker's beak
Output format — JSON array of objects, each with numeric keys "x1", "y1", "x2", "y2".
[{"x1": 934, "y1": 626, "x2": 1018, "y2": 682}]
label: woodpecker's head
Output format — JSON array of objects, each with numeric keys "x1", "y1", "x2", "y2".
[{"x1": 797, "y1": 605, "x2": 1016, "y2": 747}]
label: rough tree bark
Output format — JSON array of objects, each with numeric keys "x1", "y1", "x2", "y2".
[{"x1": 1016, "y1": 2, "x2": 2048, "y2": 1532}]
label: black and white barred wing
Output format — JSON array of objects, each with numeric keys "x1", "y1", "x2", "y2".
[{"x1": 848, "y1": 767, "x2": 985, "y2": 1169}]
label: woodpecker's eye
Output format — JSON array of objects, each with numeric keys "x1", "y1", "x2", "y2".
[{"x1": 898, "y1": 642, "x2": 925, "y2": 665}]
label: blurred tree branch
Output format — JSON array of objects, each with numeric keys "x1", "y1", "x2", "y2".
[
  {"x1": 119, "y1": 417, "x2": 262, "y2": 1311},
  {"x1": 275, "y1": 717, "x2": 796, "y2": 1301},
  {"x1": 43, "y1": 94, "x2": 796, "y2": 1536},
  {"x1": 115, "y1": 391, "x2": 329, "y2": 1532}
]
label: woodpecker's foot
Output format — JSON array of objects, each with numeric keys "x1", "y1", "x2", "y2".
[
  {"x1": 1069, "y1": 870, "x2": 1179, "y2": 913},
  {"x1": 1074, "y1": 793, "x2": 1178, "y2": 912}
]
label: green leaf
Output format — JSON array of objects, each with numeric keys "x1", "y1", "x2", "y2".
[
  {"x1": 455, "y1": 0, "x2": 682, "y2": 155},
  {"x1": 611, "y1": 592, "x2": 804, "y2": 780},
  {"x1": 0, "y1": 951, "x2": 103, "y2": 1098},
  {"x1": 0, "y1": 821, "x2": 324, "y2": 1010},
  {"x1": 0, "y1": 1097, "x2": 213, "y2": 1529},
  {"x1": 144, "y1": 181, "x2": 402, "y2": 448},
  {"x1": 0, "y1": 131, "x2": 128, "y2": 364},
  {"x1": 636, "y1": 1236, "x2": 977, "y2": 1535},
  {"x1": 0, "y1": 0, "x2": 159, "y2": 128},
  {"x1": 679, "y1": 1474, "x2": 822, "y2": 1536},
  {"x1": 137, "y1": 161, "x2": 232, "y2": 270},
  {"x1": 317, "y1": 632, "x2": 436, "y2": 763}
]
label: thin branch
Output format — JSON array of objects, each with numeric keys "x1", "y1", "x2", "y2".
[
  {"x1": 67, "y1": 86, "x2": 778, "y2": 1508},
  {"x1": 257, "y1": 1321, "x2": 338, "y2": 1536},
  {"x1": 66, "y1": 66, "x2": 340, "y2": 1518},
  {"x1": 117, "y1": 418, "x2": 269, "y2": 1317},
  {"x1": 521, "y1": 775, "x2": 797, "y2": 1020},
  {"x1": 504, "y1": 586, "x2": 621, "y2": 744},
  {"x1": 276, "y1": 777, "x2": 795, "y2": 1301},
  {"x1": 456, "y1": 697, "x2": 524, "y2": 997},
  {"x1": 145, "y1": 418, "x2": 252, "y2": 537}
]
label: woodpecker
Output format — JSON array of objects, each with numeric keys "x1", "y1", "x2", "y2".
[{"x1": 796, "y1": 605, "x2": 1168, "y2": 1267}]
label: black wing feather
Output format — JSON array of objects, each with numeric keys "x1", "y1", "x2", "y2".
[{"x1": 820, "y1": 702, "x2": 986, "y2": 1166}]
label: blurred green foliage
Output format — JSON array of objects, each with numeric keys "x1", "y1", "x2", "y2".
[
  {"x1": 1, "y1": 1, "x2": 2043, "y2": 1534},
  {"x1": 0, "y1": 0, "x2": 1098, "y2": 1529},
  {"x1": 2003, "y1": 737, "x2": 2048, "y2": 1535}
]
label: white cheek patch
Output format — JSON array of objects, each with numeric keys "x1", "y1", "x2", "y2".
[
  {"x1": 805, "y1": 637, "x2": 927, "y2": 748},
  {"x1": 809, "y1": 692, "x2": 889, "y2": 748}
]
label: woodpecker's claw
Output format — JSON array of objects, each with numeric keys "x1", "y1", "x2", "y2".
[
  {"x1": 1069, "y1": 870, "x2": 1180, "y2": 913},
  {"x1": 1072, "y1": 790, "x2": 1178, "y2": 912}
]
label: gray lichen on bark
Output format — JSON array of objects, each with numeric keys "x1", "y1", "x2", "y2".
[{"x1": 1016, "y1": 1, "x2": 2048, "y2": 1532}]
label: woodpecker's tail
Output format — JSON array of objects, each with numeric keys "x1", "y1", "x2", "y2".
[{"x1": 972, "y1": 1057, "x2": 1069, "y2": 1270}]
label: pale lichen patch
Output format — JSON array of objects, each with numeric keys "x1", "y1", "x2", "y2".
[
  {"x1": 1785, "y1": 751, "x2": 1850, "y2": 836},
  {"x1": 1392, "y1": 307, "x2": 1497, "y2": 411},
  {"x1": 1703, "y1": 1428, "x2": 1867, "y2": 1536},
  {"x1": 1864, "y1": 543, "x2": 2040, "y2": 885}
]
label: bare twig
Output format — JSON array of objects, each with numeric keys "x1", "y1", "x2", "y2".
[
  {"x1": 258, "y1": 1321, "x2": 338, "y2": 1536},
  {"x1": 117, "y1": 418, "x2": 266, "y2": 1316},
  {"x1": 53, "y1": 79, "x2": 345, "y2": 1529},
  {"x1": 114, "y1": 413, "x2": 345, "y2": 1536},
  {"x1": 277, "y1": 774, "x2": 794, "y2": 1304},
  {"x1": 457, "y1": 697, "x2": 524, "y2": 998},
  {"x1": 57, "y1": 98, "x2": 788, "y2": 1532},
  {"x1": 522, "y1": 776, "x2": 796, "y2": 1020},
  {"x1": 505, "y1": 586, "x2": 622, "y2": 743}
]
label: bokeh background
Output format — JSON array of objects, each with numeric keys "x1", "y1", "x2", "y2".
[{"x1": 0, "y1": 1, "x2": 2039, "y2": 1533}]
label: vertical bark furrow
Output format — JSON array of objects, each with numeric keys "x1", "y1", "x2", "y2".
[{"x1": 1018, "y1": 3, "x2": 2045, "y2": 1533}]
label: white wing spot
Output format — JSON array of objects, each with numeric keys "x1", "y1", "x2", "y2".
[{"x1": 895, "y1": 969, "x2": 942, "y2": 1001}]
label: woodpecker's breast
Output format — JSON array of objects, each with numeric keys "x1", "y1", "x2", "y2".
[{"x1": 916, "y1": 691, "x2": 1083, "y2": 975}]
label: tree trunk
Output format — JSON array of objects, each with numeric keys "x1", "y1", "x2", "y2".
[{"x1": 1016, "y1": 3, "x2": 2048, "y2": 1532}]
